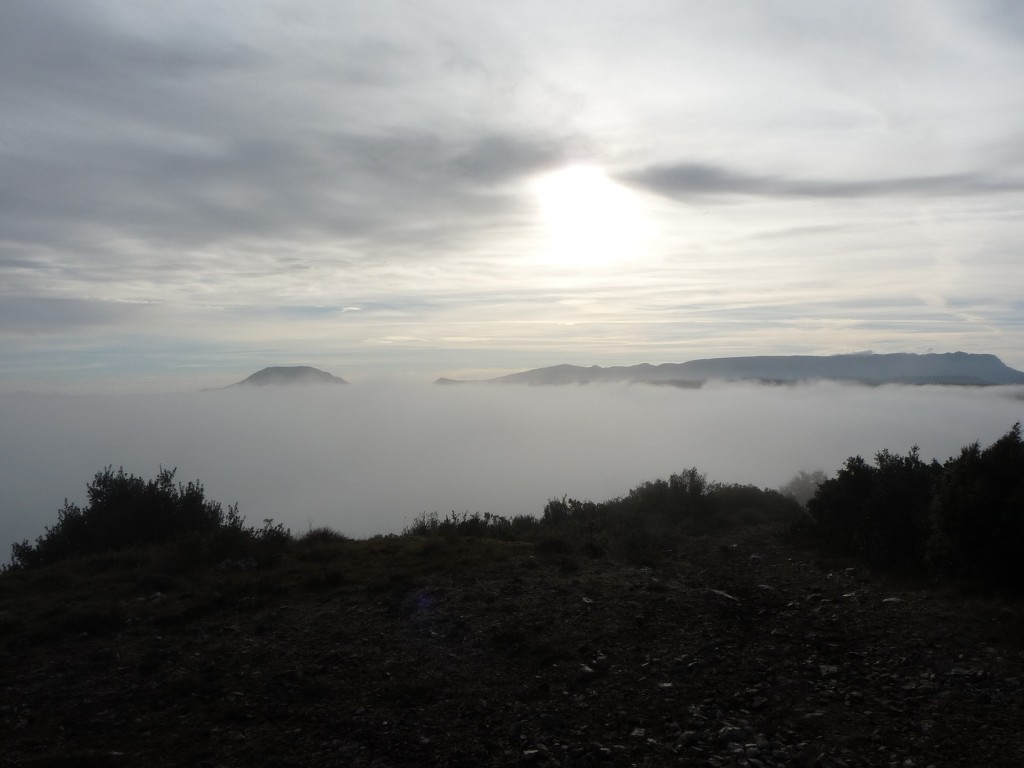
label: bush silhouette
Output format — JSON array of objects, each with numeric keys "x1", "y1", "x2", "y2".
[
  {"x1": 807, "y1": 448, "x2": 940, "y2": 569},
  {"x1": 537, "y1": 469, "x2": 802, "y2": 562},
  {"x1": 805, "y1": 424, "x2": 1024, "y2": 588},
  {"x1": 707, "y1": 483, "x2": 804, "y2": 527},
  {"x1": 403, "y1": 510, "x2": 540, "y2": 540},
  {"x1": 398, "y1": 467, "x2": 797, "y2": 566},
  {"x1": 929, "y1": 423, "x2": 1024, "y2": 584},
  {"x1": 8, "y1": 466, "x2": 253, "y2": 571}
]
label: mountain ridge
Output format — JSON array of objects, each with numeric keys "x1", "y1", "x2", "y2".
[
  {"x1": 440, "y1": 352, "x2": 1024, "y2": 387},
  {"x1": 223, "y1": 366, "x2": 348, "y2": 388}
]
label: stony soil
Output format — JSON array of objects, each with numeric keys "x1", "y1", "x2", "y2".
[{"x1": 2, "y1": 526, "x2": 1023, "y2": 767}]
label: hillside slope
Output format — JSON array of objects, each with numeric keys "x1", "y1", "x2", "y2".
[{"x1": 2, "y1": 526, "x2": 1022, "y2": 767}]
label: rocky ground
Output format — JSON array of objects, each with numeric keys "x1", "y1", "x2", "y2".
[{"x1": 1, "y1": 526, "x2": 1022, "y2": 767}]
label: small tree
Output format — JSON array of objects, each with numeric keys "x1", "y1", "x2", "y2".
[
  {"x1": 807, "y1": 449, "x2": 940, "y2": 569},
  {"x1": 9, "y1": 466, "x2": 233, "y2": 570},
  {"x1": 929, "y1": 423, "x2": 1024, "y2": 585},
  {"x1": 806, "y1": 455, "x2": 875, "y2": 556},
  {"x1": 780, "y1": 470, "x2": 828, "y2": 508},
  {"x1": 860, "y1": 448, "x2": 941, "y2": 568},
  {"x1": 669, "y1": 467, "x2": 708, "y2": 499},
  {"x1": 542, "y1": 497, "x2": 570, "y2": 525}
]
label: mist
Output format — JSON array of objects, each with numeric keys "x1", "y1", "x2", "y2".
[{"x1": 2, "y1": 382, "x2": 1022, "y2": 563}]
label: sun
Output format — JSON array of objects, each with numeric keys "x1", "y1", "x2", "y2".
[{"x1": 530, "y1": 164, "x2": 649, "y2": 269}]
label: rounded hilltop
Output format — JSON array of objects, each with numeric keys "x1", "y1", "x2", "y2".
[{"x1": 229, "y1": 366, "x2": 348, "y2": 387}]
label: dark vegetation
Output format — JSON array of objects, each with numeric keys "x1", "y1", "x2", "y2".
[
  {"x1": 4, "y1": 462, "x2": 805, "y2": 577},
  {"x1": 396, "y1": 467, "x2": 803, "y2": 567},
  {"x1": 401, "y1": 421, "x2": 1024, "y2": 591},
  {"x1": 800, "y1": 422, "x2": 1024, "y2": 590},
  {"x1": 5, "y1": 424, "x2": 1023, "y2": 591},
  {"x1": 6, "y1": 466, "x2": 290, "y2": 573}
]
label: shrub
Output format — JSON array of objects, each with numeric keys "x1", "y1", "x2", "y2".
[
  {"x1": 6, "y1": 467, "x2": 287, "y2": 572},
  {"x1": 806, "y1": 456, "x2": 874, "y2": 556},
  {"x1": 9, "y1": 467, "x2": 224, "y2": 570},
  {"x1": 403, "y1": 510, "x2": 528, "y2": 540},
  {"x1": 707, "y1": 484, "x2": 804, "y2": 527},
  {"x1": 804, "y1": 424, "x2": 1024, "y2": 587},
  {"x1": 929, "y1": 423, "x2": 1024, "y2": 585},
  {"x1": 251, "y1": 519, "x2": 291, "y2": 566},
  {"x1": 537, "y1": 470, "x2": 801, "y2": 557},
  {"x1": 297, "y1": 526, "x2": 350, "y2": 546},
  {"x1": 623, "y1": 467, "x2": 710, "y2": 519},
  {"x1": 807, "y1": 448, "x2": 941, "y2": 569}
]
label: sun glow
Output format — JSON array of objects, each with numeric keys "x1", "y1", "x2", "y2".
[{"x1": 531, "y1": 165, "x2": 649, "y2": 269}]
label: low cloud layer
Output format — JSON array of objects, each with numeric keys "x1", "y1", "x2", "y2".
[{"x1": 3, "y1": 383, "x2": 1021, "y2": 563}]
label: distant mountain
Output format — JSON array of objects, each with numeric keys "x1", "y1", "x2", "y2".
[
  {"x1": 446, "y1": 353, "x2": 1024, "y2": 387},
  {"x1": 227, "y1": 366, "x2": 348, "y2": 388}
]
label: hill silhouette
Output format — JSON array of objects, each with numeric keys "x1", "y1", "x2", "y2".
[
  {"x1": 447, "y1": 352, "x2": 1024, "y2": 387},
  {"x1": 226, "y1": 366, "x2": 347, "y2": 388}
]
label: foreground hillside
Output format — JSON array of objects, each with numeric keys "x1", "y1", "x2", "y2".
[{"x1": 2, "y1": 525, "x2": 1022, "y2": 767}]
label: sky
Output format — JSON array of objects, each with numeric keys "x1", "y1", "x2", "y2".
[{"x1": 2, "y1": 0, "x2": 1024, "y2": 392}]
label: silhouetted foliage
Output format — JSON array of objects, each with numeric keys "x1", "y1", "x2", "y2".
[
  {"x1": 807, "y1": 448, "x2": 941, "y2": 569},
  {"x1": 928, "y1": 423, "x2": 1024, "y2": 585},
  {"x1": 297, "y1": 526, "x2": 350, "y2": 547},
  {"x1": 707, "y1": 483, "x2": 805, "y2": 527},
  {"x1": 400, "y1": 468, "x2": 799, "y2": 566},
  {"x1": 621, "y1": 467, "x2": 711, "y2": 518},
  {"x1": 7, "y1": 467, "x2": 285, "y2": 571},
  {"x1": 250, "y1": 519, "x2": 292, "y2": 567},
  {"x1": 403, "y1": 510, "x2": 540, "y2": 540},
  {"x1": 594, "y1": 470, "x2": 801, "y2": 538},
  {"x1": 804, "y1": 424, "x2": 1024, "y2": 589}
]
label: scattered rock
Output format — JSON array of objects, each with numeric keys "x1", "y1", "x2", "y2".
[
  {"x1": 3, "y1": 524, "x2": 1021, "y2": 767},
  {"x1": 706, "y1": 588, "x2": 740, "y2": 602}
]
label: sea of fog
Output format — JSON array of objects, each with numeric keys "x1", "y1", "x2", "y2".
[{"x1": 2, "y1": 381, "x2": 1022, "y2": 562}]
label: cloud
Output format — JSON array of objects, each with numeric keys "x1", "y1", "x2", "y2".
[
  {"x1": 0, "y1": 297, "x2": 148, "y2": 335},
  {"x1": 451, "y1": 133, "x2": 567, "y2": 186},
  {"x1": 0, "y1": 2, "x2": 574, "y2": 263},
  {"x1": 621, "y1": 162, "x2": 1024, "y2": 201}
]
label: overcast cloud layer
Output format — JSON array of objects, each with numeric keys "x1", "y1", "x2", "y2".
[
  {"x1": 1, "y1": 1, "x2": 1024, "y2": 392},
  {"x1": 2, "y1": 383, "x2": 1022, "y2": 563}
]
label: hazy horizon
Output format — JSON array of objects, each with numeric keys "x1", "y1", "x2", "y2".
[
  {"x1": 3, "y1": 381, "x2": 1021, "y2": 564},
  {"x1": 8, "y1": 349, "x2": 1024, "y2": 396}
]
